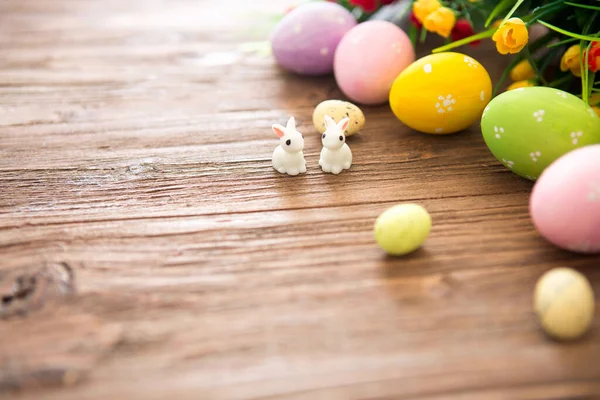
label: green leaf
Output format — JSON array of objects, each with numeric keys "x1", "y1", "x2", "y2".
[
  {"x1": 581, "y1": 31, "x2": 600, "y2": 103},
  {"x1": 565, "y1": 2, "x2": 600, "y2": 11},
  {"x1": 526, "y1": 3, "x2": 567, "y2": 26},
  {"x1": 485, "y1": 0, "x2": 514, "y2": 28},
  {"x1": 432, "y1": 28, "x2": 496, "y2": 53},
  {"x1": 581, "y1": 10, "x2": 598, "y2": 36},
  {"x1": 499, "y1": 0, "x2": 528, "y2": 26},
  {"x1": 573, "y1": 8, "x2": 591, "y2": 28},
  {"x1": 419, "y1": 25, "x2": 428, "y2": 43},
  {"x1": 547, "y1": 37, "x2": 579, "y2": 48},
  {"x1": 524, "y1": 47, "x2": 547, "y2": 85},
  {"x1": 532, "y1": 0, "x2": 567, "y2": 14},
  {"x1": 548, "y1": 74, "x2": 573, "y2": 89},
  {"x1": 539, "y1": 46, "x2": 563, "y2": 73},
  {"x1": 529, "y1": 30, "x2": 560, "y2": 53},
  {"x1": 409, "y1": 24, "x2": 418, "y2": 47},
  {"x1": 494, "y1": 53, "x2": 526, "y2": 96},
  {"x1": 453, "y1": 0, "x2": 475, "y2": 27},
  {"x1": 470, "y1": 8, "x2": 488, "y2": 30},
  {"x1": 538, "y1": 20, "x2": 600, "y2": 42},
  {"x1": 587, "y1": 72, "x2": 596, "y2": 104},
  {"x1": 582, "y1": 44, "x2": 589, "y2": 103}
]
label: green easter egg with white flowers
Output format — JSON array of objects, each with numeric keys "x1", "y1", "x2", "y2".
[{"x1": 481, "y1": 87, "x2": 600, "y2": 181}]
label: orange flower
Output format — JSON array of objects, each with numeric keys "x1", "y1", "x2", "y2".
[
  {"x1": 561, "y1": 45, "x2": 582, "y2": 77},
  {"x1": 592, "y1": 106, "x2": 600, "y2": 118},
  {"x1": 510, "y1": 60, "x2": 536, "y2": 81},
  {"x1": 507, "y1": 80, "x2": 535, "y2": 91},
  {"x1": 492, "y1": 18, "x2": 528, "y2": 55},
  {"x1": 412, "y1": 0, "x2": 441, "y2": 24},
  {"x1": 423, "y1": 7, "x2": 456, "y2": 38}
]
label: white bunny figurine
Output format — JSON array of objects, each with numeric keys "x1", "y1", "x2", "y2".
[
  {"x1": 319, "y1": 114, "x2": 352, "y2": 174},
  {"x1": 272, "y1": 116, "x2": 306, "y2": 176}
]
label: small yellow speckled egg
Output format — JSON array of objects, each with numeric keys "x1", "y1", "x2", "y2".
[
  {"x1": 374, "y1": 204, "x2": 431, "y2": 256},
  {"x1": 534, "y1": 268, "x2": 595, "y2": 340},
  {"x1": 313, "y1": 100, "x2": 365, "y2": 136},
  {"x1": 389, "y1": 52, "x2": 492, "y2": 134}
]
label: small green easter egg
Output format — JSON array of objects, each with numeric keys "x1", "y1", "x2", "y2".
[
  {"x1": 374, "y1": 204, "x2": 431, "y2": 256},
  {"x1": 481, "y1": 87, "x2": 600, "y2": 181}
]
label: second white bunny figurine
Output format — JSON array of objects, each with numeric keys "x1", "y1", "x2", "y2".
[
  {"x1": 319, "y1": 114, "x2": 352, "y2": 174},
  {"x1": 272, "y1": 117, "x2": 306, "y2": 176}
]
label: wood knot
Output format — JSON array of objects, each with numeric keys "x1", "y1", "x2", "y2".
[{"x1": 0, "y1": 262, "x2": 76, "y2": 319}]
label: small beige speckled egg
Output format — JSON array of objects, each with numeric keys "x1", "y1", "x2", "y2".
[
  {"x1": 534, "y1": 267, "x2": 595, "y2": 340},
  {"x1": 313, "y1": 100, "x2": 365, "y2": 136}
]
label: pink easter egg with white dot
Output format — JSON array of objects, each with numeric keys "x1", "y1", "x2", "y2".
[
  {"x1": 334, "y1": 20, "x2": 415, "y2": 105},
  {"x1": 530, "y1": 144, "x2": 600, "y2": 254}
]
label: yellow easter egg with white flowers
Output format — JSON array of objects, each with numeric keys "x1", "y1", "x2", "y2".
[{"x1": 389, "y1": 52, "x2": 492, "y2": 134}]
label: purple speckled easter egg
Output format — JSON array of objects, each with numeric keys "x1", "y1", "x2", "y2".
[
  {"x1": 530, "y1": 144, "x2": 600, "y2": 254},
  {"x1": 270, "y1": 2, "x2": 357, "y2": 76}
]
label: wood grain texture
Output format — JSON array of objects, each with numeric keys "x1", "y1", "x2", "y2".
[{"x1": 1, "y1": 0, "x2": 600, "y2": 398}]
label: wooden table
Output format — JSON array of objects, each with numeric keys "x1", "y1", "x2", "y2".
[{"x1": 1, "y1": 0, "x2": 600, "y2": 398}]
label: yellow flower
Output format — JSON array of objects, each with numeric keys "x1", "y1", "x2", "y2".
[
  {"x1": 423, "y1": 7, "x2": 456, "y2": 38},
  {"x1": 412, "y1": 0, "x2": 441, "y2": 24},
  {"x1": 560, "y1": 45, "x2": 582, "y2": 77},
  {"x1": 507, "y1": 80, "x2": 535, "y2": 91},
  {"x1": 592, "y1": 106, "x2": 600, "y2": 118},
  {"x1": 510, "y1": 60, "x2": 536, "y2": 81},
  {"x1": 492, "y1": 18, "x2": 529, "y2": 55},
  {"x1": 492, "y1": 20, "x2": 503, "y2": 29}
]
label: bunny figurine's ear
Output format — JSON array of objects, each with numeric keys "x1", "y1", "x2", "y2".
[
  {"x1": 324, "y1": 114, "x2": 336, "y2": 130},
  {"x1": 272, "y1": 124, "x2": 286, "y2": 138},
  {"x1": 337, "y1": 117, "x2": 350, "y2": 133},
  {"x1": 286, "y1": 116, "x2": 296, "y2": 131}
]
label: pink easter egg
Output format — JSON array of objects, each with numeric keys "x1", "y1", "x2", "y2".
[
  {"x1": 334, "y1": 20, "x2": 415, "y2": 105},
  {"x1": 530, "y1": 144, "x2": 600, "y2": 254}
]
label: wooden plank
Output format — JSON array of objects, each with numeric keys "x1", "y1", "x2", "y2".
[{"x1": 1, "y1": 0, "x2": 599, "y2": 398}]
